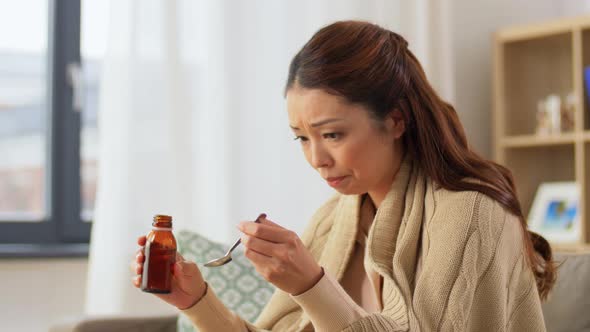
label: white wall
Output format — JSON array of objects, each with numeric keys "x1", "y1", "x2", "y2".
[
  {"x1": 0, "y1": 259, "x2": 88, "y2": 332},
  {"x1": 450, "y1": 0, "x2": 590, "y2": 157}
]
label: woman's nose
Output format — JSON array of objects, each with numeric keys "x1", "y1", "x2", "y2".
[{"x1": 309, "y1": 142, "x2": 332, "y2": 169}]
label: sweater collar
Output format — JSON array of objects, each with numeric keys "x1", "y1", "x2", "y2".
[
  {"x1": 316, "y1": 191, "x2": 361, "y2": 281},
  {"x1": 367, "y1": 156, "x2": 413, "y2": 275},
  {"x1": 317, "y1": 155, "x2": 414, "y2": 281}
]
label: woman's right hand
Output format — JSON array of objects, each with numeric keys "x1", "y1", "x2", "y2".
[{"x1": 132, "y1": 235, "x2": 208, "y2": 310}]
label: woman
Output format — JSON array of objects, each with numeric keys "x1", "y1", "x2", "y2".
[{"x1": 132, "y1": 21, "x2": 555, "y2": 331}]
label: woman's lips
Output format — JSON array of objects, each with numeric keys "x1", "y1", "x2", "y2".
[{"x1": 326, "y1": 176, "x2": 347, "y2": 187}]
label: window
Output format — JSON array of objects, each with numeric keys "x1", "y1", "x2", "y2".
[
  {"x1": 80, "y1": 0, "x2": 109, "y2": 221},
  {"x1": 0, "y1": 0, "x2": 107, "y2": 256},
  {"x1": 0, "y1": 0, "x2": 48, "y2": 223}
]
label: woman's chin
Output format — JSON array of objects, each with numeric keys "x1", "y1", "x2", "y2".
[{"x1": 331, "y1": 186, "x2": 363, "y2": 196}]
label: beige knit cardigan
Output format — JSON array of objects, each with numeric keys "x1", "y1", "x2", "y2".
[{"x1": 187, "y1": 158, "x2": 547, "y2": 331}]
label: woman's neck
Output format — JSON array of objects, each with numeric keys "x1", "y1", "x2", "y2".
[
  {"x1": 368, "y1": 165, "x2": 401, "y2": 209},
  {"x1": 369, "y1": 148, "x2": 406, "y2": 208}
]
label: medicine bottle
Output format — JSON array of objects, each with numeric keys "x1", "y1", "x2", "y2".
[{"x1": 141, "y1": 214, "x2": 177, "y2": 293}]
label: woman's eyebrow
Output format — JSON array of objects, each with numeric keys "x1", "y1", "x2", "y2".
[{"x1": 289, "y1": 118, "x2": 344, "y2": 130}]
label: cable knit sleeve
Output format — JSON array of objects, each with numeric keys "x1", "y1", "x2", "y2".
[
  {"x1": 340, "y1": 314, "x2": 406, "y2": 331},
  {"x1": 290, "y1": 271, "x2": 368, "y2": 331},
  {"x1": 181, "y1": 283, "x2": 249, "y2": 332},
  {"x1": 412, "y1": 191, "x2": 546, "y2": 331}
]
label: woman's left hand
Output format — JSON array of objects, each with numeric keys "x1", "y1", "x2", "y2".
[{"x1": 238, "y1": 215, "x2": 324, "y2": 295}]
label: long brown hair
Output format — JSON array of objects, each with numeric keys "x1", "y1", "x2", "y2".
[{"x1": 285, "y1": 20, "x2": 555, "y2": 300}]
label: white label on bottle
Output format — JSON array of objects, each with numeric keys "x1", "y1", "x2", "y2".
[
  {"x1": 152, "y1": 227, "x2": 173, "y2": 231},
  {"x1": 140, "y1": 240, "x2": 151, "y2": 290}
]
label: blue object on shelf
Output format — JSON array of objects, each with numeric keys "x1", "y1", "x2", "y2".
[{"x1": 584, "y1": 66, "x2": 590, "y2": 104}]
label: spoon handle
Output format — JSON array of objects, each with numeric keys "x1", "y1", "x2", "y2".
[
  {"x1": 226, "y1": 237, "x2": 242, "y2": 256},
  {"x1": 226, "y1": 213, "x2": 265, "y2": 255}
]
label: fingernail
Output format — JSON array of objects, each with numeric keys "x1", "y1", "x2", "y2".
[
  {"x1": 176, "y1": 262, "x2": 183, "y2": 273},
  {"x1": 237, "y1": 222, "x2": 246, "y2": 230},
  {"x1": 257, "y1": 213, "x2": 267, "y2": 221}
]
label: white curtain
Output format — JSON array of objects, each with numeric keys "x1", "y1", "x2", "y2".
[{"x1": 85, "y1": 0, "x2": 451, "y2": 316}]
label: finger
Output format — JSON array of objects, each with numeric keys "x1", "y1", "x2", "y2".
[
  {"x1": 235, "y1": 213, "x2": 274, "y2": 231},
  {"x1": 237, "y1": 222, "x2": 293, "y2": 243},
  {"x1": 137, "y1": 236, "x2": 146, "y2": 246},
  {"x1": 241, "y1": 234, "x2": 277, "y2": 258},
  {"x1": 135, "y1": 264, "x2": 143, "y2": 276},
  {"x1": 135, "y1": 250, "x2": 145, "y2": 263},
  {"x1": 254, "y1": 213, "x2": 267, "y2": 222},
  {"x1": 171, "y1": 253, "x2": 184, "y2": 276},
  {"x1": 235, "y1": 214, "x2": 273, "y2": 231},
  {"x1": 132, "y1": 275, "x2": 141, "y2": 288},
  {"x1": 259, "y1": 215, "x2": 282, "y2": 228},
  {"x1": 135, "y1": 247, "x2": 145, "y2": 257},
  {"x1": 244, "y1": 247, "x2": 275, "y2": 268},
  {"x1": 129, "y1": 260, "x2": 140, "y2": 274}
]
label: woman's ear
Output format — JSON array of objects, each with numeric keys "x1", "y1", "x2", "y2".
[{"x1": 386, "y1": 109, "x2": 406, "y2": 139}]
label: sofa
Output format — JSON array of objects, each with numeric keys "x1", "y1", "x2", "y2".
[{"x1": 49, "y1": 231, "x2": 590, "y2": 332}]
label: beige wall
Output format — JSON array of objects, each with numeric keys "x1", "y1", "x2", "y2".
[
  {"x1": 0, "y1": 259, "x2": 88, "y2": 332},
  {"x1": 450, "y1": 0, "x2": 590, "y2": 158}
]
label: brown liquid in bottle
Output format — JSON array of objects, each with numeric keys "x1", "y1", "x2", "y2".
[{"x1": 141, "y1": 214, "x2": 177, "y2": 294}]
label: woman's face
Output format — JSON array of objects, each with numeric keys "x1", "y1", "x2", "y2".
[{"x1": 286, "y1": 86, "x2": 405, "y2": 206}]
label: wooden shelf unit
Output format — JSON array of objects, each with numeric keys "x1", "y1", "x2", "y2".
[
  {"x1": 493, "y1": 16, "x2": 590, "y2": 249},
  {"x1": 501, "y1": 133, "x2": 577, "y2": 148}
]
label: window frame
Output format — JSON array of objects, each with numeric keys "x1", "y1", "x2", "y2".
[{"x1": 0, "y1": 0, "x2": 90, "y2": 257}]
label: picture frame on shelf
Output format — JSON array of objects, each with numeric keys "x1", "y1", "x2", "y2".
[{"x1": 528, "y1": 182, "x2": 581, "y2": 244}]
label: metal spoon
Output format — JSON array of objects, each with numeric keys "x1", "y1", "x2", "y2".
[{"x1": 204, "y1": 213, "x2": 265, "y2": 268}]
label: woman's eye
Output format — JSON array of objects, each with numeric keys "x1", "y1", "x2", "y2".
[
  {"x1": 323, "y1": 133, "x2": 340, "y2": 140},
  {"x1": 293, "y1": 136, "x2": 309, "y2": 142}
]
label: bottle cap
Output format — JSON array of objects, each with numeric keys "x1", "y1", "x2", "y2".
[
  {"x1": 153, "y1": 214, "x2": 172, "y2": 222},
  {"x1": 152, "y1": 214, "x2": 173, "y2": 230}
]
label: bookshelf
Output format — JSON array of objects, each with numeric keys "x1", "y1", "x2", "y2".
[{"x1": 493, "y1": 16, "x2": 590, "y2": 251}]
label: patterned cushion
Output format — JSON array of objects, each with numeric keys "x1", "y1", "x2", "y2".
[{"x1": 176, "y1": 230, "x2": 275, "y2": 332}]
